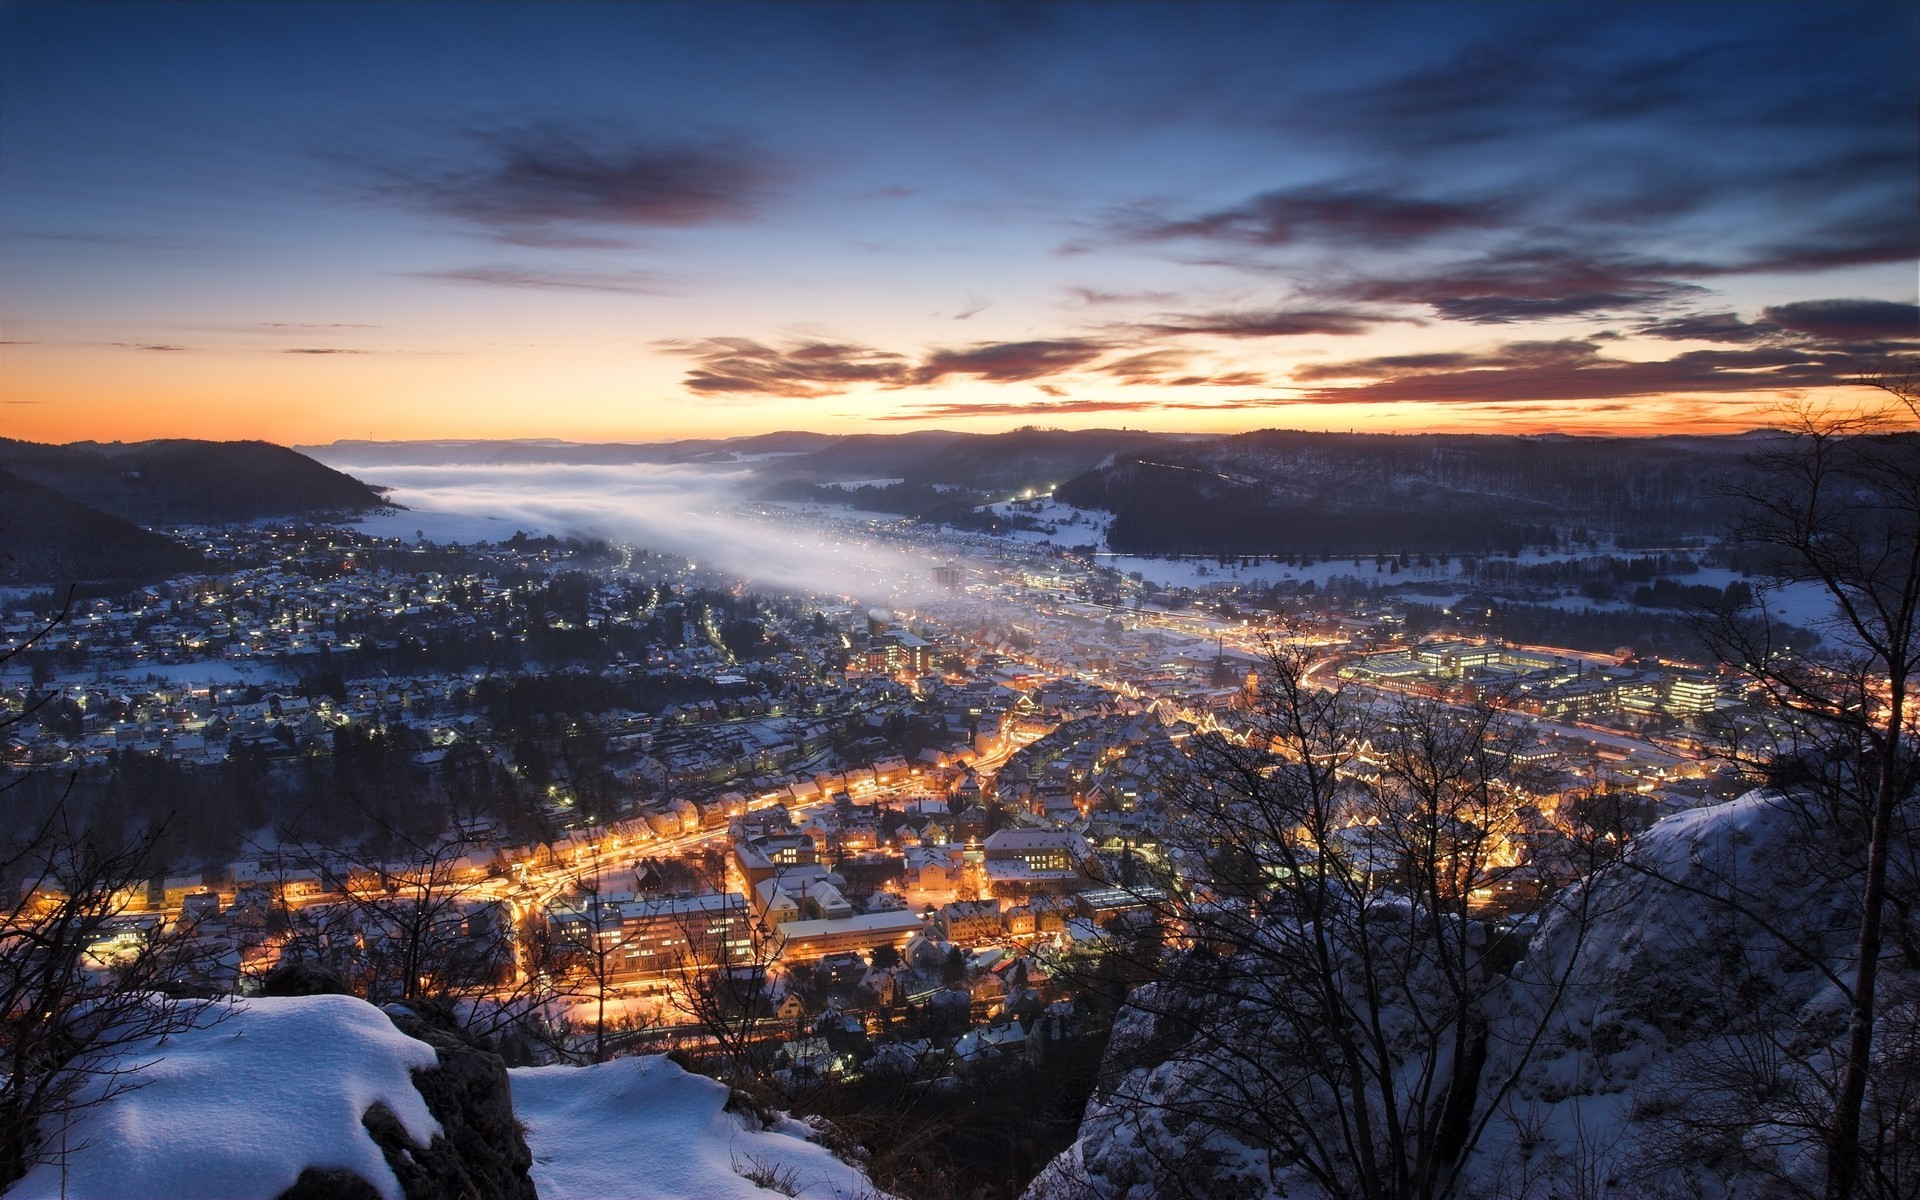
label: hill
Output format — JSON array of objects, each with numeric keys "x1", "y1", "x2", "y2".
[
  {"x1": 0, "y1": 469, "x2": 205, "y2": 585},
  {"x1": 1053, "y1": 430, "x2": 1759, "y2": 555},
  {"x1": 307, "y1": 428, "x2": 1774, "y2": 553},
  {"x1": 1027, "y1": 789, "x2": 1918, "y2": 1200},
  {"x1": 7, "y1": 992, "x2": 889, "y2": 1200},
  {"x1": 0, "y1": 438, "x2": 385, "y2": 525}
]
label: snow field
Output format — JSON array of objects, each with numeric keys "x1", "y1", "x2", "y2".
[
  {"x1": 10, "y1": 994, "x2": 441, "y2": 1200},
  {"x1": 511, "y1": 1055, "x2": 886, "y2": 1199}
]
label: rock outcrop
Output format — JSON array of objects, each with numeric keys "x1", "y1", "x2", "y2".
[
  {"x1": 276, "y1": 1002, "x2": 537, "y2": 1200},
  {"x1": 1027, "y1": 791, "x2": 1920, "y2": 1200}
]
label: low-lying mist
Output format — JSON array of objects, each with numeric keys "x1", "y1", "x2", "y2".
[{"x1": 308, "y1": 456, "x2": 947, "y2": 606}]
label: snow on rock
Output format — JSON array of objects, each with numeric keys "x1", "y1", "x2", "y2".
[
  {"x1": 511, "y1": 1055, "x2": 885, "y2": 1200},
  {"x1": 1027, "y1": 789, "x2": 1918, "y2": 1199},
  {"x1": 1462, "y1": 787, "x2": 1915, "y2": 1198},
  {"x1": 10, "y1": 994, "x2": 442, "y2": 1200}
]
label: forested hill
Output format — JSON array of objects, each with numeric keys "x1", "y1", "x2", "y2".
[
  {"x1": 0, "y1": 438, "x2": 385, "y2": 525},
  {"x1": 1054, "y1": 430, "x2": 1764, "y2": 555},
  {"x1": 0, "y1": 469, "x2": 205, "y2": 585}
]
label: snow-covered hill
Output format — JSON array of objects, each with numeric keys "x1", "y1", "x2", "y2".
[
  {"x1": 1027, "y1": 790, "x2": 1919, "y2": 1199},
  {"x1": 11, "y1": 994, "x2": 886, "y2": 1200},
  {"x1": 10, "y1": 995, "x2": 447, "y2": 1200},
  {"x1": 513, "y1": 1057, "x2": 882, "y2": 1200}
]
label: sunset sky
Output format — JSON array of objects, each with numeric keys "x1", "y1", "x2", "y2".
[{"x1": 2, "y1": 0, "x2": 1915, "y2": 446}]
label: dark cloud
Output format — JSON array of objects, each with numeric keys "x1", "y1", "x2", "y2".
[
  {"x1": 1063, "y1": 287, "x2": 1184, "y2": 307},
  {"x1": 1300, "y1": 34, "x2": 1720, "y2": 148},
  {"x1": 1329, "y1": 247, "x2": 1705, "y2": 323},
  {"x1": 661, "y1": 338, "x2": 914, "y2": 398},
  {"x1": 1636, "y1": 312, "x2": 1773, "y2": 343},
  {"x1": 281, "y1": 347, "x2": 369, "y2": 355},
  {"x1": 1295, "y1": 339, "x2": 1603, "y2": 382},
  {"x1": 1119, "y1": 184, "x2": 1508, "y2": 249},
  {"x1": 914, "y1": 339, "x2": 1109, "y2": 383},
  {"x1": 874, "y1": 398, "x2": 1163, "y2": 420},
  {"x1": 1100, "y1": 350, "x2": 1191, "y2": 383},
  {"x1": 1289, "y1": 11, "x2": 1911, "y2": 156},
  {"x1": 664, "y1": 335, "x2": 1134, "y2": 397},
  {"x1": 116, "y1": 343, "x2": 187, "y2": 351},
  {"x1": 363, "y1": 121, "x2": 773, "y2": 238},
  {"x1": 262, "y1": 322, "x2": 382, "y2": 329},
  {"x1": 1762, "y1": 298, "x2": 1920, "y2": 342},
  {"x1": 408, "y1": 266, "x2": 670, "y2": 294},
  {"x1": 872, "y1": 395, "x2": 1284, "y2": 421},
  {"x1": 1139, "y1": 307, "x2": 1399, "y2": 337},
  {"x1": 1740, "y1": 213, "x2": 1920, "y2": 275},
  {"x1": 875, "y1": 397, "x2": 1274, "y2": 420},
  {"x1": 1096, "y1": 350, "x2": 1265, "y2": 388},
  {"x1": 1171, "y1": 371, "x2": 1267, "y2": 388},
  {"x1": 1292, "y1": 339, "x2": 1866, "y2": 405}
]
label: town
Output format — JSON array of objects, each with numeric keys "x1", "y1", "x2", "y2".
[{"x1": 1, "y1": 498, "x2": 1760, "y2": 1088}]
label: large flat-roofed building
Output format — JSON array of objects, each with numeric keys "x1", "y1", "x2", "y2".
[
  {"x1": 1414, "y1": 640, "x2": 1502, "y2": 678},
  {"x1": 1665, "y1": 674, "x2": 1722, "y2": 715},
  {"x1": 982, "y1": 829, "x2": 1091, "y2": 896},
  {"x1": 548, "y1": 891, "x2": 754, "y2": 980},
  {"x1": 774, "y1": 909, "x2": 926, "y2": 962},
  {"x1": 983, "y1": 829, "x2": 1090, "y2": 873},
  {"x1": 864, "y1": 630, "x2": 936, "y2": 676}
]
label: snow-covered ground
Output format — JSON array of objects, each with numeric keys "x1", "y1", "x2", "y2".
[
  {"x1": 10, "y1": 993, "x2": 888, "y2": 1200},
  {"x1": 512, "y1": 1055, "x2": 885, "y2": 1200},
  {"x1": 10, "y1": 995, "x2": 441, "y2": 1200}
]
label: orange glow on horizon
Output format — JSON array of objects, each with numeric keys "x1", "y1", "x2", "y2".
[{"x1": 1, "y1": 342, "x2": 1882, "y2": 446}]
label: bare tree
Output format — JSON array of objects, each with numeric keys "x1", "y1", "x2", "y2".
[
  {"x1": 661, "y1": 890, "x2": 781, "y2": 1088},
  {"x1": 0, "y1": 589, "x2": 227, "y2": 1187},
  {"x1": 0, "y1": 808, "x2": 223, "y2": 1187},
  {"x1": 276, "y1": 821, "x2": 515, "y2": 1013},
  {"x1": 537, "y1": 853, "x2": 657, "y2": 1064},
  {"x1": 1069, "y1": 646, "x2": 1622, "y2": 1200},
  {"x1": 1688, "y1": 377, "x2": 1920, "y2": 1200}
]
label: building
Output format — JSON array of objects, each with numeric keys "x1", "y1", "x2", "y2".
[
  {"x1": 863, "y1": 630, "x2": 936, "y2": 676},
  {"x1": 982, "y1": 829, "x2": 1092, "y2": 897},
  {"x1": 938, "y1": 898, "x2": 1004, "y2": 945},
  {"x1": 1664, "y1": 674, "x2": 1721, "y2": 715},
  {"x1": 983, "y1": 829, "x2": 1090, "y2": 873},
  {"x1": 774, "y1": 909, "x2": 927, "y2": 962},
  {"x1": 547, "y1": 891, "x2": 754, "y2": 980}
]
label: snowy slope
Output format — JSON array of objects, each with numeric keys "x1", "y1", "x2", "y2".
[
  {"x1": 1460, "y1": 789, "x2": 1918, "y2": 1199},
  {"x1": 1027, "y1": 789, "x2": 1918, "y2": 1200},
  {"x1": 9, "y1": 994, "x2": 891, "y2": 1200},
  {"x1": 511, "y1": 1056, "x2": 886, "y2": 1200},
  {"x1": 10, "y1": 994, "x2": 441, "y2": 1200}
]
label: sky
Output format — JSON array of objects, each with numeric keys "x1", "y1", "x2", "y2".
[{"x1": 1, "y1": 0, "x2": 1916, "y2": 446}]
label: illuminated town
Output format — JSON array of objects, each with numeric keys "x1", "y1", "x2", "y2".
[{"x1": 1, "y1": 2, "x2": 1912, "y2": 1198}]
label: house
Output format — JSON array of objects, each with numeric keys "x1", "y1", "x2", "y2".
[
  {"x1": 938, "y1": 898, "x2": 1003, "y2": 945},
  {"x1": 953, "y1": 1022, "x2": 1026, "y2": 1064}
]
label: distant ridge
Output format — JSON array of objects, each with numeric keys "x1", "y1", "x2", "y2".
[
  {"x1": 306, "y1": 429, "x2": 1767, "y2": 555},
  {"x1": 0, "y1": 438, "x2": 386, "y2": 526}
]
